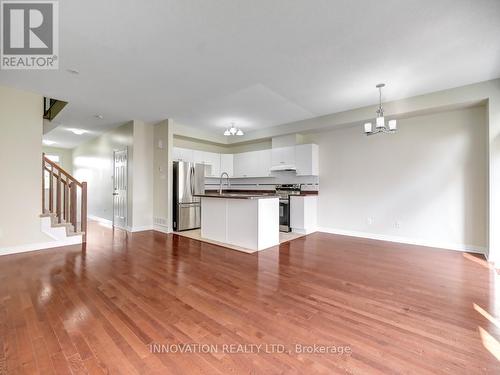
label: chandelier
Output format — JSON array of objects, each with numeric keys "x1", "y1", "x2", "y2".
[
  {"x1": 363, "y1": 83, "x2": 397, "y2": 135},
  {"x1": 224, "y1": 123, "x2": 244, "y2": 136}
]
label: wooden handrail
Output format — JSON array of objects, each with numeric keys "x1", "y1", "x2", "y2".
[
  {"x1": 44, "y1": 166, "x2": 72, "y2": 186},
  {"x1": 43, "y1": 156, "x2": 82, "y2": 187},
  {"x1": 42, "y1": 154, "x2": 88, "y2": 242}
]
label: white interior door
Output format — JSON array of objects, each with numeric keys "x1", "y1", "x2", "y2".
[{"x1": 113, "y1": 149, "x2": 128, "y2": 229}]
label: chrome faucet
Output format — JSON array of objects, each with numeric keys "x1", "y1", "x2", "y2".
[{"x1": 219, "y1": 172, "x2": 230, "y2": 194}]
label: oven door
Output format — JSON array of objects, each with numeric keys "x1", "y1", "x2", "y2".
[{"x1": 279, "y1": 199, "x2": 290, "y2": 232}]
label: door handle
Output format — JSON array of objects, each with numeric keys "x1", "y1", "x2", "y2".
[
  {"x1": 113, "y1": 192, "x2": 119, "y2": 196},
  {"x1": 190, "y1": 167, "x2": 195, "y2": 195}
]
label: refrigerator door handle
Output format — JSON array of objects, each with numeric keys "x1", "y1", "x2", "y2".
[{"x1": 190, "y1": 166, "x2": 195, "y2": 196}]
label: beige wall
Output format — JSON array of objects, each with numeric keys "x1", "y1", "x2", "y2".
[
  {"x1": 131, "y1": 121, "x2": 154, "y2": 230},
  {"x1": 226, "y1": 139, "x2": 272, "y2": 154},
  {"x1": 304, "y1": 106, "x2": 487, "y2": 251},
  {"x1": 153, "y1": 120, "x2": 173, "y2": 232},
  {"x1": 72, "y1": 122, "x2": 134, "y2": 224},
  {"x1": 174, "y1": 136, "x2": 228, "y2": 153},
  {"x1": 43, "y1": 146, "x2": 73, "y2": 173},
  {"x1": 0, "y1": 86, "x2": 51, "y2": 249},
  {"x1": 173, "y1": 135, "x2": 272, "y2": 154}
]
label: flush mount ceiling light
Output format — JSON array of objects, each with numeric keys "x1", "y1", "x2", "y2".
[
  {"x1": 43, "y1": 140, "x2": 56, "y2": 146},
  {"x1": 224, "y1": 123, "x2": 244, "y2": 136},
  {"x1": 68, "y1": 128, "x2": 87, "y2": 135},
  {"x1": 66, "y1": 69, "x2": 80, "y2": 75},
  {"x1": 95, "y1": 114, "x2": 104, "y2": 119},
  {"x1": 363, "y1": 83, "x2": 397, "y2": 136}
]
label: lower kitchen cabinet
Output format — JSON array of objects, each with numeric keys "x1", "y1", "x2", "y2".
[{"x1": 290, "y1": 195, "x2": 318, "y2": 234}]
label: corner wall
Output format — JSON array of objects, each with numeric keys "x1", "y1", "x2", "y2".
[
  {"x1": 153, "y1": 120, "x2": 173, "y2": 233},
  {"x1": 131, "y1": 121, "x2": 154, "y2": 231},
  {"x1": 0, "y1": 86, "x2": 52, "y2": 250}
]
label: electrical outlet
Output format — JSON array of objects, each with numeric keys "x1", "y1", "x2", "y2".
[
  {"x1": 367, "y1": 217, "x2": 374, "y2": 225},
  {"x1": 394, "y1": 221, "x2": 401, "y2": 229}
]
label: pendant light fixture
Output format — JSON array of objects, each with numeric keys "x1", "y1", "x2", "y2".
[
  {"x1": 363, "y1": 83, "x2": 397, "y2": 135},
  {"x1": 224, "y1": 123, "x2": 244, "y2": 136}
]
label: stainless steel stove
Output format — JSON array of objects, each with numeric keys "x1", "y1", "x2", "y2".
[{"x1": 275, "y1": 184, "x2": 301, "y2": 232}]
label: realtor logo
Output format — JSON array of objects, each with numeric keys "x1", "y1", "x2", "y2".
[{"x1": 1, "y1": 0, "x2": 58, "y2": 69}]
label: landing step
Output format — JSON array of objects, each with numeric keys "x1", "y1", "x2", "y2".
[
  {"x1": 67, "y1": 231, "x2": 85, "y2": 237},
  {"x1": 40, "y1": 212, "x2": 85, "y2": 238}
]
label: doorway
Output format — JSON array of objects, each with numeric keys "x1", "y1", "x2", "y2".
[{"x1": 113, "y1": 149, "x2": 128, "y2": 229}]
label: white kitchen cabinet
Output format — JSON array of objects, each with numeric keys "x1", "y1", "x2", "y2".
[
  {"x1": 233, "y1": 152, "x2": 252, "y2": 177},
  {"x1": 173, "y1": 143, "x2": 318, "y2": 178},
  {"x1": 193, "y1": 151, "x2": 220, "y2": 177},
  {"x1": 172, "y1": 147, "x2": 194, "y2": 162},
  {"x1": 271, "y1": 146, "x2": 295, "y2": 168},
  {"x1": 192, "y1": 150, "x2": 204, "y2": 164},
  {"x1": 220, "y1": 154, "x2": 234, "y2": 177},
  {"x1": 295, "y1": 144, "x2": 319, "y2": 176},
  {"x1": 233, "y1": 150, "x2": 272, "y2": 177},
  {"x1": 257, "y1": 149, "x2": 272, "y2": 177},
  {"x1": 200, "y1": 196, "x2": 279, "y2": 251},
  {"x1": 290, "y1": 195, "x2": 318, "y2": 234}
]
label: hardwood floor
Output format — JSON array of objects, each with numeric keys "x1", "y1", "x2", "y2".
[{"x1": 1, "y1": 221, "x2": 499, "y2": 374}]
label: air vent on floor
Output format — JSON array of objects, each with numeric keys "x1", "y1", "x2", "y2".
[{"x1": 154, "y1": 217, "x2": 167, "y2": 226}]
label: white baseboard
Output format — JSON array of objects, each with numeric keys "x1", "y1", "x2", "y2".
[
  {"x1": 0, "y1": 236, "x2": 83, "y2": 257},
  {"x1": 317, "y1": 227, "x2": 487, "y2": 254},
  {"x1": 126, "y1": 225, "x2": 154, "y2": 233},
  {"x1": 153, "y1": 224, "x2": 171, "y2": 234},
  {"x1": 88, "y1": 215, "x2": 112, "y2": 227},
  {"x1": 89, "y1": 215, "x2": 155, "y2": 233},
  {"x1": 292, "y1": 227, "x2": 317, "y2": 235}
]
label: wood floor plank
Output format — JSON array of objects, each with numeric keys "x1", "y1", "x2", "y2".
[{"x1": 0, "y1": 221, "x2": 499, "y2": 374}]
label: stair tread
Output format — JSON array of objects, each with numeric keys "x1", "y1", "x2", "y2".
[
  {"x1": 67, "y1": 231, "x2": 85, "y2": 237},
  {"x1": 52, "y1": 222, "x2": 72, "y2": 228}
]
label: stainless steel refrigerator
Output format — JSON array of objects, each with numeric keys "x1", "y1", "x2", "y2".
[{"x1": 173, "y1": 161, "x2": 205, "y2": 231}]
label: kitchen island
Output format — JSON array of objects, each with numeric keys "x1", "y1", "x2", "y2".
[{"x1": 194, "y1": 193, "x2": 280, "y2": 252}]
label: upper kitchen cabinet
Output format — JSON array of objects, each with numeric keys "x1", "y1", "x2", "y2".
[
  {"x1": 172, "y1": 147, "x2": 194, "y2": 162},
  {"x1": 173, "y1": 143, "x2": 318, "y2": 178},
  {"x1": 233, "y1": 149, "x2": 272, "y2": 178},
  {"x1": 271, "y1": 146, "x2": 296, "y2": 170},
  {"x1": 295, "y1": 144, "x2": 319, "y2": 176},
  {"x1": 220, "y1": 154, "x2": 234, "y2": 177},
  {"x1": 172, "y1": 147, "x2": 222, "y2": 177},
  {"x1": 193, "y1": 150, "x2": 221, "y2": 177},
  {"x1": 258, "y1": 149, "x2": 272, "y2": 176}
]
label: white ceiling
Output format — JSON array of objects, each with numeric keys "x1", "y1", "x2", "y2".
[{"x1": 1, "y1": 0, "x2": 499, "y2": 148}]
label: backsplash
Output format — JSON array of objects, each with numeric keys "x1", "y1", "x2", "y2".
[{"x1": 205, "y1": 171, "x2": 319, "y2": 191}]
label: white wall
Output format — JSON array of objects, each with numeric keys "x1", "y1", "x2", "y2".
[
  {"x1": 0, "y1": 86, "x2": 52, "y2": 249},
  {"x1": 304, "y1": 106, "x2": 487, "y2": 252},
  {"x1": 72, "y1": 122, "x2": 134, "y2": 224}
]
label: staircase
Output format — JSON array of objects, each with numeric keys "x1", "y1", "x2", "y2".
[{"x1": 41, "y1": 154, "x2": 87, "y2": 243}]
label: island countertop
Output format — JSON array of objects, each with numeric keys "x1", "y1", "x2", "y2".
[{"x1": 194, "y1": 193, "x2": 279, "y2": 200}]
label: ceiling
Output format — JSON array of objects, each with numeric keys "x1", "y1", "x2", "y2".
[{"x1": 1, "y1": 0, "x2": 499, "y2": 148}]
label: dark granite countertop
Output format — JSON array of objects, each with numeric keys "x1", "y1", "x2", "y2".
[{"x1": 195, "y1": 192, "x2": 279, "y2": 200}]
